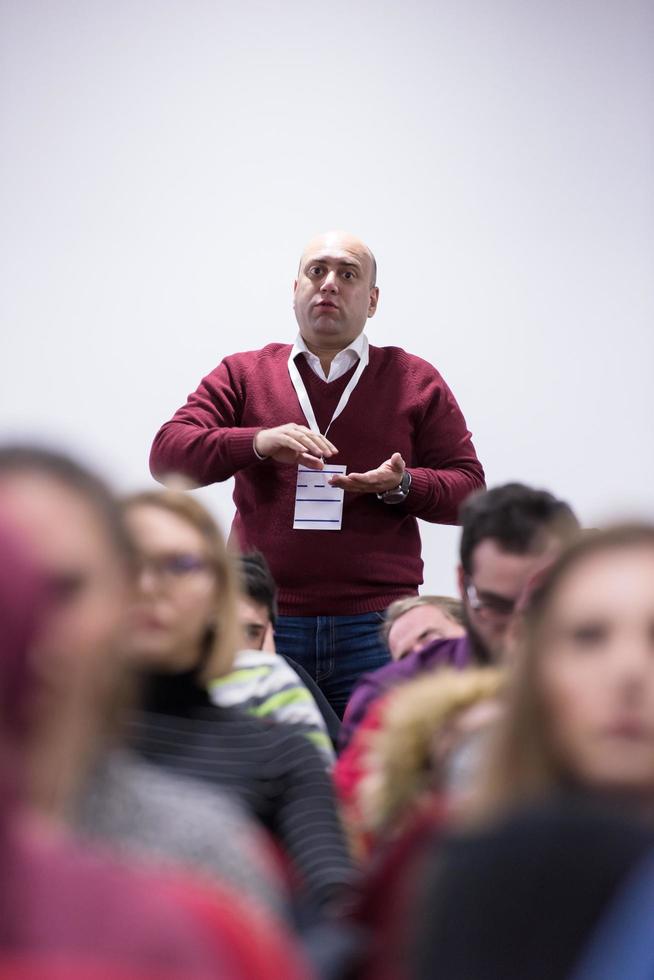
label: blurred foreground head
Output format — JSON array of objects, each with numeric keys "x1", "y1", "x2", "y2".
[
  {"x1": 122, "y1": 491, "x2": 241, "y2": 681},
  {"x1": 458, "y1": 482, "x2": 580, "y2": 663},
  {"x1": 0, "y1": 446, "x2": 134, "y2": 815},
  {"x1": 0, "y1": 518, "x2": 48, "y2": 795},
  {"x1": 471, "y1": 523, "x2": 654, "y2": 820}
]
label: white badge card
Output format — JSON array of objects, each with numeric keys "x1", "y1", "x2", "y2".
[{"x1": 293, "y1": 464, "x2": 346, "y2": 531}]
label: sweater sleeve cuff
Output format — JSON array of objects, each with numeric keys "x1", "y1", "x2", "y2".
[
  {"x1": 226, "y1": 427, "x2": 264, "y2": 470},
  {"x1": 403, "y1": 467, "x2": 436, "y2": 513}
]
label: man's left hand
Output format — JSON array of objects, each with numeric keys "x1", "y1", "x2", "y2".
[{"x1": 328, "y1": 452, "x2": 406, "y2": 494}]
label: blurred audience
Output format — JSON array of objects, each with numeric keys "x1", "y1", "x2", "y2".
[
  {"x1": 208, "y1": 551, "x2": 335, "y2": 765},
  {"x1": 352, "y1": 669, "x2": 503, "y2": 856},
  {"x1": 0, "y1": 446, "x2": 288, "y2": 920},
  {"x1": 0, "y1": 489, "x2": 308, "y2": 979},
  {"x1": 339, "y1": 671, "x2": 504, "y2": 980},
  {"x1": 409, "y1": 523, "x2": 654, "y2": 980},
  {"x1": 6, "y1": 429, "x2": 654, "y2": 980},
  {"x1": 341, "y1": 482, "x2": 579, "y2": 747},
  {"x1": 122, "y1": 491, "x2": 353, "y2": 922}
]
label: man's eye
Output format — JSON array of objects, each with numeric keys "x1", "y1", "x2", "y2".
[
  {"x1": 479, "y1": 594, "x2": 515, "y2": 616},
  {"x1": 342, "y1": 270, "x2": 355, "y2": 280},
  {"x1": 309, "y1": 266, "x2": 323, "y2": 277}
]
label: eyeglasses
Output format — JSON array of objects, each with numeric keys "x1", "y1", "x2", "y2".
[
  {"x1": 465, "y1": 578, "x2": 517, "y2": 619},
  {"x1": 136, "y1": 553, "x2": 212, "y2": 584}
]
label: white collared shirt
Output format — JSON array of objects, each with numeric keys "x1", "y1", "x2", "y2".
[{"x1": 291, "y1": 331, "x2": 366, "y2": 383}]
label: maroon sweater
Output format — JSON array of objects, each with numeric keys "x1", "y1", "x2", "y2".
[{"x1": 150, "y1": 343, "x2": 485, "y2": 615}]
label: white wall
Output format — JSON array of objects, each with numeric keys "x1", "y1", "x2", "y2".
[{"x1": 2, "y1": 0, "x2": 653, "y2": 595}]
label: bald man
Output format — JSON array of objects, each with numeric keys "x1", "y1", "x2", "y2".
[{"x1": 150, "y1": 231, "x2": 485, "y2": 715}]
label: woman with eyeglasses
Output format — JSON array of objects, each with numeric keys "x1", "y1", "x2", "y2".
[
  {"x1": 410, "y1": 524, "x2": 654, "y2": 980},
  {"x1": 122, "y1": 490, "x2": 353, "y2": 925}
]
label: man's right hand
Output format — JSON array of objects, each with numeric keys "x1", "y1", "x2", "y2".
[{"x1": 254, "y1": 424, "x2": 337, "y2": 471}]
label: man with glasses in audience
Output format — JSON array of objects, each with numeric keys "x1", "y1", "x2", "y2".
[{"x1": 341, "y1": 483, "x2": 579, "y2": 746}]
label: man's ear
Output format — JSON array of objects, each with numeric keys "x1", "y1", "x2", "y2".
[
  {"x1": 292, "y1": 279, "x2": 298, "y2": 305},
  {"x1": 457, "y1": 564, "x2": 466, "y2": 600},
  {"x1": 367, "y1": 286, "x2": 379, "y2": 318}
]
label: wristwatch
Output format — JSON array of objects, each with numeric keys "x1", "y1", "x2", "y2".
[{"x1": 377, "y1": 470, "x2": 412, "y2": 505}]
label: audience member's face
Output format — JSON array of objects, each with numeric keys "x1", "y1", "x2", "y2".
[
  {"x1": 0, "y1": 472, "x2": 128, "y2": 701},
  {"x1": 460, "y1": 539, "x2": 554, "y2": 662},
  {"x1": 538, "y1": 545, "x2": 654, "y2": 795},
  {"x1": 387, "y1": 604, "x2": 465, "y2": 661},
  {"x1": 124, "y1": 504, "x2": 217, "y2": 673},
  {"x1": 237, "y1": 596, "x2": 270, "y2": 651},
  {"x1": 293, "y1": 232, "x2": 378, "y2": 352}
]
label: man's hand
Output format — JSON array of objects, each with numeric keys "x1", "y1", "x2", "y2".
[
  {"x1": 328, "y1": 452, "x2": 406, "y2": 494},
  {"x1": 254, "y1": 424, "x2": 337, "y2": 471}
]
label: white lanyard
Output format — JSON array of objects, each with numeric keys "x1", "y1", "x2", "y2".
[{"x1": 287, "y1": 335, "x2": 369, "y2": 438}]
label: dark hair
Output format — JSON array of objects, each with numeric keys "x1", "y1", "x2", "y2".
[
  {"x1": 459, "y1": 483, "x2": 579, "y2": 575},
  {"x1": 0, "y1": 445, "x2": 135, "y2": 569},
  {"x1": 237, "y1": 550, "x2": 278, "y2": 625}
]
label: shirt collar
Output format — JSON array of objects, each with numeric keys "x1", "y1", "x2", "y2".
[{"x1": 291, "y1": 331, "x2": 366, "y2": 362}]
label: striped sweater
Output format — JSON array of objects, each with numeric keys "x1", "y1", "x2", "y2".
[
  {"x1": 208, "y1": 651, "x2": 335, "y2": 766},
  {"x1": 129, "y1": 670, "x2": 353, "y2": 917}
]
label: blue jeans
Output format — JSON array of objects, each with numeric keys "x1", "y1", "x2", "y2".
[{"x1": 274, "y1": 612, "x2": 391, "y2": 718}]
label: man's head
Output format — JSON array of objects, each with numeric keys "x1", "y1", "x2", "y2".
[
  {"x1": 293, "y1": 230, "x2": 379, "y2": 353},
  {"x1": 384, "y1": 595, "x2": 465, "y2": 661},
  {"x1": 237, "y1": 551, "x2": 278, "y2": 650},
  {"x1": 457, "y1": 483, "x2": 579, "y2": 663}
]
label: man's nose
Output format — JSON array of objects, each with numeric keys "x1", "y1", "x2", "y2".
[{"x1": 320, "y1": 270, "x2": 339, "y2": 292}]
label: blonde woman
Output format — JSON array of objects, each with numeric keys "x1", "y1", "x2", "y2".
[{"x1": 122, "y1": 490, "x2": 353, "y2": 920}]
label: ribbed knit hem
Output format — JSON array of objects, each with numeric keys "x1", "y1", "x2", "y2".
[
  {"x1": 276, "y1": 588, "x2": 418, "y2": 618},
  {"x1": 227, "y1": 427, "x2": 264, "y2": 470},
  {"x1": 402, "y1": 466, "x2": 436, "y2": 514}
]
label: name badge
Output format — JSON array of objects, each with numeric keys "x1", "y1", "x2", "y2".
[{"x1": 293, "y1": 464, "x2": 346, "y2": 531}]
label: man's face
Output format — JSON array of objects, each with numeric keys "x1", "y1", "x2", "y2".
[
  {"x1": 293, "y1": 231, "x2": 379, "y2": 352},
  {"x1": 237, "y1": 596, "x2": 271, "y2": 651},
  {"x1": 387, "y1": 604, "x2": 465, "y2": 661},
  {"x1": 458, "y1": 538, "x2": 553, "y2": 663}
]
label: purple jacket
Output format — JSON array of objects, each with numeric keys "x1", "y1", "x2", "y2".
[{"x1": 340, "y1": 634, "x2": 472, "y2": 750}]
